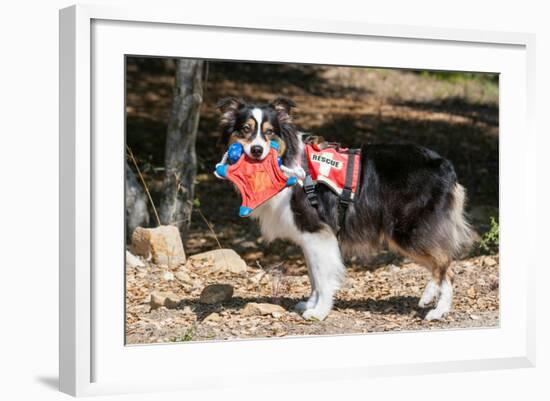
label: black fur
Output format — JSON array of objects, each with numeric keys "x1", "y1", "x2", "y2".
[{"x1": 293, "y1": 144, "x2": 462, "y2": 259}]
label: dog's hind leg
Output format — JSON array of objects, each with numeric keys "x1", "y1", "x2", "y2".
[
  {"x1": 388, "y1": 239, "x2": 454, "y2": 320},
  {"x1": 416, "y1": 256, "x2": 450, "y2": 308},
  {"x1": 420, "y1": 183, "x2": 475, "y2": 319},
  {"x1": 412, "y1": 252, "x2": 453, "y2": 320},
  {"x1": 424, "y1": 267, "x2": 453, "y2": 321},
  {"x1": 418, "y1": 279, "x2": 439, "y2": 308},
  {"x1": 298, "y1": 229, "x2": 345, "y2": 320}
]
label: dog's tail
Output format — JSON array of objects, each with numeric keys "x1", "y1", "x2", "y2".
[{"x1": 448, "y1": 183, "x2": 478, "y2": 257}]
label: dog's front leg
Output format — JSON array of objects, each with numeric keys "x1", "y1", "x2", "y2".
[
  {"x1": 298, "y1": 229, "x2": 345, "y2": 320},
  {"x1": 294, "y1": 258, "x2": 318, "y2": 314}
]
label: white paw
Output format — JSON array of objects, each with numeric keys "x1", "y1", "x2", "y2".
[
  {"x1": 418, "y1": 295, "x2": 435, "y2": 308},
  {"x1": 294, "y1": 301, "x2": 309, "y2": 313},
  {"x1": 424, "y1": 280, "x2": 452, "y2": 320},
  {"x1": 302, "y1": 308, "x2": 330, "y2": 321},
  {"x1": 418, "y1": 281, "x2": 439, "y2": 308},
  {"x1": 424, "y1": 308, "x2": 449, "y2": 321}
]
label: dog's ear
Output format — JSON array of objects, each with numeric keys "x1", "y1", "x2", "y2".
[
  {"x1": 270, "y1": 97, "x2": 296, "y2": 117},
  {"x1": 271, "y1": 97, "x2": 296, "y2": 125},
  {"x1": 217, "y1": 97, "x2": 245, "y2": 114},
  {"x1": 217, "y1": 97, "x2": 245, "y2": 145}
]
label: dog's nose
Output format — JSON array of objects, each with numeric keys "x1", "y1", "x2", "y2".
[{"x1": 250, "y1": 145, "x2": 263, "y2": 158}]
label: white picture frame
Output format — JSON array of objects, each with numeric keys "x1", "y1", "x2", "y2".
[{"x1": 59, "y1": 4, "x2": 536, "y2": 397}]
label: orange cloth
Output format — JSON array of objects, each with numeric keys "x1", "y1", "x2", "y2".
[{"x1": 216, "y1": 144, "x2": 297, "y2": 217}]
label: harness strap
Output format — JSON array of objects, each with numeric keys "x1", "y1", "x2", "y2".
[
  {"x1": 339, "y1": 149, "x2": 359, "y2": 208},
  {"x1": 301, "y1": 150, "x2": 318, "y2": 206},
  {"x1": 300, "y1": 139, "x2": 360, "y2": 216}
]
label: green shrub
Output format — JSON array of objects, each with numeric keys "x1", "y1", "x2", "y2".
[
  {"x1": 419, "y1": 70, "x2": 498, "y2": 85},
  {"x1": 171, "y1": 325, "x2": 196, "y2": 342},
  {"x1": 475, "y1": 216, "x2": 499, "y2": 255}
]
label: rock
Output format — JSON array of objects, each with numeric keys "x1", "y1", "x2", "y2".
[
  {"x1": 162, "y1": 271, "x2": 175, "y2": 281},
  {"x1": 272, "y1": 324, "x2": 287, "y2": 337},
  {"x1": 191, "y1": 280, "x2": 204, "y2": 290},
  {"x1": 248, "y1": 271, "x2": 266, "y2": 285},
  {"x1": 271, "y1": 311, "x2": 282, "y2": 319},
  {"x1": 467, "y1": 286, "x2": 477, "y2": 298},
  {"x1": 484, "y1": 256, "x2": 497, "y2": 267},
  {"x1": 388, "y1": 264, "x2": 400, "y2": 273},
  {"x1": 175, "y1": 271, "x2": 193, "y2": 284},
  {"x1": 164, "y1": 295, "x2": 180, "y2": 309},
  {"x1": 136, "y1": 269, "x2": 147, "y2": 279},
  {"x1": 126, "y1": 250, "x2": 145, "y2": 268},
  {"x1": 130, "y1": 226, "x2": 186, "y2": 266},
  {"x1": 189, "y1": 249, "x2": 247, "y2": 274},
  {"x1": 203, "y1": 312, "x2": 221, "y2": 324},
  {"x1": 241, "y1": 302, "x2": 286, "y2": 316},
  {"x1": 150, "y1": 291, "x2": 180, "y2": 309},
  {"x1": 199, "y1": 284, "x2": 234, "y2": 304},
  {"x1": 150, "y1": 292, "x2": 165, "y2": 309}
]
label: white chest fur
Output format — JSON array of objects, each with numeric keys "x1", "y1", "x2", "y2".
[{"x1": 251, "y1": 188, "x2": 303, "y2": 245}]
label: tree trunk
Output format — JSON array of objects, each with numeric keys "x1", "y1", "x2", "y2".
[
  {"x1": 159, "y1": 59, "x2": 203, "y2": 239},
  {"x1": 125, "y1": 160, "x2": 150, "y2": 242}
]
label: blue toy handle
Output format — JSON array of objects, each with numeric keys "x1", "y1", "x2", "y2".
[
  {"x1": 228, "y1": 142, "x2": 244, "y2": 164},
  {"x1": 215, "y1": 163, "x2": 228, "y2": 178}
]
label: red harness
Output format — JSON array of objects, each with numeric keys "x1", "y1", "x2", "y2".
[{"x1": 303, "y1": 142, "x2": 361, "y2": 207}]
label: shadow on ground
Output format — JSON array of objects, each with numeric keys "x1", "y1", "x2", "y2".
[{"x1": 177, "y1": 294, "x2": 424, "y2": 323}]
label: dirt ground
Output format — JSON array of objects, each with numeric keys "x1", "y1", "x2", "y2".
[
  {"x1": 126, "y1": 252, "x2": 499, "y2": 344},
  {"x1": 125, "y1": 58, "x2": 499, "y2": 344}
]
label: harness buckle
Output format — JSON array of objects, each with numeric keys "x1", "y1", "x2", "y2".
[
  {"x1": 303, "y1": 174, "x2": 318, "y2": 206},
  {"x1": 340, "y1": 188, "x2": 352, "y2": 207}
]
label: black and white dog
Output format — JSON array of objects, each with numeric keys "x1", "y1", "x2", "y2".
[{"x1": 217, "y1": 97, "x2": 475, "y2": 321}]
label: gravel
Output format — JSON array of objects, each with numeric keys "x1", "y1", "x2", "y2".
[{"x1": 126, "y1": 253, "x2": 499, "y2": 344}]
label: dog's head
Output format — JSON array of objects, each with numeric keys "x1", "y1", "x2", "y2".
[{"x1": 217, "y1": 97, "x2": 301, "y2": 163}]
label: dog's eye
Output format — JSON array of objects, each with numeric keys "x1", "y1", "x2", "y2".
[
  {"x1": 265, "y1": 129, "x2": 274, "y2": 136},
  {"x1": 241, "y1": 125, "x2": 251, "y2": 135}
]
